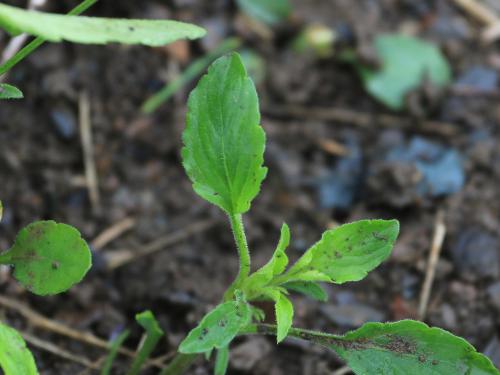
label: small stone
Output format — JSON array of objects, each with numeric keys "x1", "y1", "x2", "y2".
[
  {"x1": 320, "y1": 303, "x2": 385, "y2": 327},
  {"x1": 451, "y1": 230, "x2": 500, "y2": 281},
  {"x1": 487, "y1": 282, "x2": 500, "y2": 311},
  {"x1": 51, "y1": 107, "x2": 77, "y2": 139},
  {"x1": 456, "y1": 65, "x2": 498, "y2": 92}
]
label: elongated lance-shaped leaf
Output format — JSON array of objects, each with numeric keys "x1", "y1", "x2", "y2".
[
  {"x1": 0, "y1": 323, "x2": 38, "y2": 375},
  {"x1": 179, "y1": 294, "x2": 252, "y2": 354},
  {"x1": 0, "y1": 83, "x2": 23, "y2": 99},
  {"x1": 275, "y1": 293, "x2": 293, "y2": 343},
  {"x1": 0, "y1": 3, "x2": 205, "y2": 46},
  {"x1": 182, "y1": 52, "x2": 267, "y2": 215},
  {"x1": 285, "y1": 219, "x2": 399, "y2": 284},
  {"x1": 101, "y1": 330, "x2": 130, "y2": 375},
  {"x1": 244, "y1": 320, "x2": 500, "y2": 375},
  {"x1": 242, "y1": 223, "x2": 289, "y2": 299},
  {"x1": 0, "y1": 221, "x2": 92, "y2": 295},
  {"x1": 214, "y1": 346, "x2": 229, "y2": 375},
  {"x1": 127, "y1": 311, "x2": 164, "y2": 375}
]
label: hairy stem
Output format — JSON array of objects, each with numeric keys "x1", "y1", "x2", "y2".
[
  {"x1": 0, "y1": 0, "x2": 98, "y2": 76},
  {"x1": 223, "y1": 213, "x2": 251, "y2": 301}
]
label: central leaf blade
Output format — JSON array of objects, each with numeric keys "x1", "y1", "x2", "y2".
[{"x1": 182, "y1": 52, "x2": 267, "y2": 215}]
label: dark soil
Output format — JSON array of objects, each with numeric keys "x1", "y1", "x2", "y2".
[{"x1": 1, "y1": 0, "x2": 500, "y2": 373}]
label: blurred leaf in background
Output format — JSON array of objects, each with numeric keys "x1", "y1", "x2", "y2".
[{"x1": 349, "y1": 34, "x2": 451, "y2": 110}]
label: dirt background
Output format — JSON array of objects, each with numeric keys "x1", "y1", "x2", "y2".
[{"x1": 0, "y1": 0, "x2": 500, "y2": 373}]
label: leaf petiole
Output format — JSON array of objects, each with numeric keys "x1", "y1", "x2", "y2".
[{"x1": 224, "y1": 214, "x2": 251, "y2": 301}]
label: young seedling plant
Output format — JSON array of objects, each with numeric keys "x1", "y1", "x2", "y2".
[
  {"x1": 161, "y1": 53, "x2": 500, "y2": 375},
  {"x1": 0, "y1": 1, "x2": 205, "y2": 372},
  {"x1": 0, "y1": 201, "x2": 92, "y2": 374}
]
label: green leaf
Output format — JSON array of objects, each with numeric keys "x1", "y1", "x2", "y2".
[
  {"x1": 0, "y1": 323, "x2": 38, "y2": 375},
  {"x1": 179, "y1": 298, "x2": 252, "y2": 354},
  {"x1": 286, "y1": 219, "x2": 399, "y2": 284},
  {"x1": 0, "y1": 83, "x2": 23, "y2": 99},
  {"x1": 101, "y1": 330, "x2": 130, "y2": 375},
  {"x1": 242, "y1": 223, "x2": 290, "y2": 298},
  {"x1": 236, "y1": 0, "x2": 291, "y2": 25},
  {"x1": 275, "y1": 293, "x2": 293, "y2": 344},
  {"x1": 0, "y1": 221, "x2": 92, "y2": 295},
  {"x1": 283, "y1": 281, "x2": 328, "y2": 302},
  {"x1": 330, "y1": 320, "x2": 499, "y2": 375},
  {"x1": 0, "y1": 3, "x2": 205, "y2": 46},
  {"x1": 214, "y1": 346, "x2": 229, "y2": 375},
  {"x1": 127, "y1": 311, "x2": 164, "y2": 375},
  {"x1": 182, "y1": 52, "x2": 267, "y2": 215},
  {"x1": 355, "y1": 34, "x2": 451, "y2": 110}
]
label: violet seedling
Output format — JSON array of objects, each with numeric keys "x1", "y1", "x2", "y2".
[
  {"x1": 161, "y1": 53, "x2": 500, "y2": 375},
  {"x1": 0, "y1": 201, "x2": 92, "y2": 374}
]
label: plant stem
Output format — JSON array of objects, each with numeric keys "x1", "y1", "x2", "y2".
[
  {"x1": 161, "y1": 214, "x2": 251, "y2": 374},
  {"x1": 159, "y1": 354, "x2": 198, "y2": 375},
  {"x1": 0, "y1": 0, "x2": 98, "y2": 76},
  {"x1": 224, "y1": 213, "x2": 251, "y2": 301}
]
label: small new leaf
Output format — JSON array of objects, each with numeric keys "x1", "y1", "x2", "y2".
[
  {"x1": 0, "y1": 323, "x2": 38, "y2": 375},
  {"x1": 275, "y1": 293, "x2": 293, "y2": 343},
  {"x1": 127, "y1": 311, "x2": 164, "y2": 375},
  {"x1": 243, "y1": 223, "x2": 289, "y2": 298},
  {"x1": 179, "y1": 298, "x2": 252, "y2": 354},
  {"x1": 0, "y1": 83, "x2": 23, "y2": 99},
  {"x1": 330, "y1": 320, "x2": 499, "y2": 375},
  {"x1": 0, "y1": 3, "x2": 205, "y2": 46},
  {"x1": 182, "y1": 53, "x2": 267, "y2": 215},
  {"x1": 0, "y1": 221, "x2": 92, "y2": 295},
  {"x1": 286, "y1": 219, "x2": 399, "y2": 284},
  {"x1": 283, "y1": 281, "x2": 328, "y2": 302}
]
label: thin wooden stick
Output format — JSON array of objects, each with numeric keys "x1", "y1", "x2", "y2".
[
  {"x1": 263, "y1": 105, "x2": 458, "y2": 137},
  {"x1": 0, "y1": 295, "x2": 164, "y2": 369},
  {"x1": 106, "y1": 218, "x2": 217, "y2": 270},
  {"x1": 91, "y1": 217, "x2": 136, "y2": 251},
  {"x1": 79, "y1": 91, "x2": 100, "y2": 214},
  {"x1": 22, "y1": 331, "x2": 100, "y2": 370},
  {"x1": 451, "y1": 0, "x2": 499, "y2": 25},
  {"x1": 418, "y1": 210, "x2": 447, "y2": 320}
]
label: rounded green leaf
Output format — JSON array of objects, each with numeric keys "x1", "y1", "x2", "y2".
[
  {"x1": 0, "y1": 3, "x2": 205, "y2": 46},
  {"x1": 0, "y1": 221, "x2": 92, "y2": 295},
  {"x1": 0, "y1": 323, "x2": 38, "y2": 375},
  {"x1": 182, "y1": 52, "x2": 267, "y2": 215}
]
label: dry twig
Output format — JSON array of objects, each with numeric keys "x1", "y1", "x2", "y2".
[
  {"x1": 79, "y1": 91, "x2": 100, "y2": 214},
  {"x1": 263, "y1": 105, "x2": 458, "y2": 137},
  {"x1": 91, "y1": 217, "x2": 136, "y2": 251},
  {"x1": 0, "y1": 295, "x2": 165, "y2": 369},
  {"x1": 418, "y1": 210, "x2": 447, "y2": 320},
  {"x1": 106, "y1": 218, "x2": 217, "y2": 270},
  {"x1": 22, "y1": 331, "x2": 100, "y2": 370}
]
